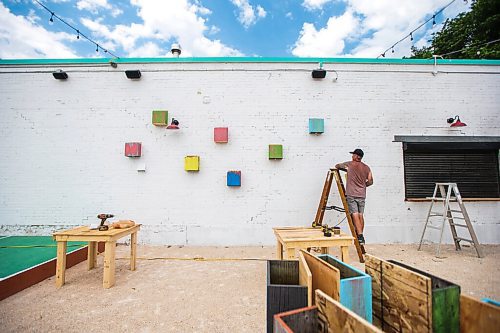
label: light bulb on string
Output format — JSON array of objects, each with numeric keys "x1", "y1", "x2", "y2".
[
  {"x1": 432, "y1": 15, "x2": 436, "y2": 25},
  {"x1": 76, "y1": 30, "x2": 80, "y2": 39},
  {"x1": 392, "y1": 47, "x2": 394, "y2": 53},
  {"x1": 381, "y1": 52, "x2": 386, "y2": 58},
  {"x1": 410, "y1": 33, "x2": 414, "y2": 41},
  {"x1": 49, "y1": 12, "x2": 54, "y2": 22},
  {"x1": 96, "y1": 44, "x2": 99, "y2": 52}
]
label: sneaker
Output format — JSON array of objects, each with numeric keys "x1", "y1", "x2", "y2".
[{"x1": 357, "y1": 234, "x2": 365, "y2": 245}]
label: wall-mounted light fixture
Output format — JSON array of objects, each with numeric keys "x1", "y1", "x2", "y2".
[
  {"x1": 125, "y1": 70, "x2": 141, "y2": 79},
  {"x1": 171, "y1": 43, "x2": 182, "y2": 58},
  {"x1": 166, "y1": 118, "x2": 179, "y2": 129},
  {"x1": 110, "y1": 61, "x2": 118, "y2": 68},
  {"x1": 312, "y1": 62, "x2": 326, "y2": 79},
  {"x1": 447, "y1": 115, "x2": 467, "y2": 127},
  {"x1": 53, "y1": 70, "x2": 68, "y2": 80}
]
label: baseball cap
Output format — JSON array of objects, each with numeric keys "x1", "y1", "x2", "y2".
[{"x1": 349, "y1": 148, "x2": 364, "y2": 158}]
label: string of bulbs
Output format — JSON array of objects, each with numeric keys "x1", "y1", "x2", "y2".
[
  {"x1": 33, "y1": 0, "x2": 120, "y2": 59},
  {"x1": 377, "y1": 0, "x2": 466, "y2": 58}
]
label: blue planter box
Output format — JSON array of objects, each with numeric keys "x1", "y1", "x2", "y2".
[
  {"x1": 227, "y1": 171, "x2": 241, "y2": 186},
  {"x1": 317, "y1": 254, "x2": 372, "y2": 322}
]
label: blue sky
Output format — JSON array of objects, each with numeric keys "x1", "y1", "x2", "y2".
[{"x1": 0, "y1": 0, "x2": 471, "y2": 59}]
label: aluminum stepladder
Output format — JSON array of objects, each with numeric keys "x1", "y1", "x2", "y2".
[
  {"x1": 418, "y1": 183, "x2": 483, "y2": 258},
  {"x1": 313, "y1": 168, "x2": 366, "y2": 263}
]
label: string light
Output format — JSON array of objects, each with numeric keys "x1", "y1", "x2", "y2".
[
  {"x1": 377, "y1": 0, "x2": 463, "y2": 58},
  {"x1": 33, "y1": 0, "x2": 120, "y2": 59}
]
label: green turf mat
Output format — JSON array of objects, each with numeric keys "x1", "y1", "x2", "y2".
[{"x1": 0, "y1": 236, "x2": 87, "y2": 279}]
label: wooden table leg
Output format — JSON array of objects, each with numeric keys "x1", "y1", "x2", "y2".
[
  {"x1": 55, "y1": 241, "x2": 67, "y2": 288},
  {"x1": 286, "y1": 248, "x2": 295, "y2": 259},
  {"x1": 321, "y1": 247, "x2": 328, "y2": 255},
  {"x1": 87, "y1": 241, "x2": 97, "y2": 270},
  {"x1": 130, "y1": 231, "x2": 137, "y2": 271},
  {"x1": 341, "y1": 246, "x2": 349, "y2": 263},
  {"x1": 276, "y1": 240, "x2": 283, "y2": 260},
  {"x1": 103, "y1": 241, "x2": 116, "y2": 288}
]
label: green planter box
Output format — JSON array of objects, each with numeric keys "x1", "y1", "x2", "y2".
[
  {"x1": 152, "y1": 110, "x2": 168, "y2": 126},
  {"x1": 269, "y1": 144, "x2": 283, "y2": 159}
]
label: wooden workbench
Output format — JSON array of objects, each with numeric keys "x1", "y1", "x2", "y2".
[
  {"x1": 53, "y1": 225, "x2": 140, "y2": 288},
  {"x1": 273, "y1": 227, "x2": 353, "y2": 262}
]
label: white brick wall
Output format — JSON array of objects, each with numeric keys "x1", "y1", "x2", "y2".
[{"x1": 0, "y1": 60, "x2": 499, "y2": 245}]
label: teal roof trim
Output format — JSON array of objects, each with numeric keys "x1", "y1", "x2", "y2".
[{"x1": 1, "y1": 57, "x2": 500, "y2": 66}]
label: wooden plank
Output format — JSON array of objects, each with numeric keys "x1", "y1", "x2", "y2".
[
  {"x1": 87, "y1": 241, "x2": 97, "y2": 270},
  {"x1": 103, "y1": 241, "x2": 116, "y2": 289},
  {"x1": 315, "y1": 289, "x2": 383, "y2": 333},
  {"x1": 300, "y1": 250, "x2": 340, "y2": 304},
  {"x1": 130, "y1": 231, "x2": 137, "y2": 271},
  {"x1": 460, "y1": 294, "x2": 500, "y2": 333},
  {"x1": 313, "y1": 169, "x2": 335, "y2": 227},
  {"x1": 55, "y1": 241, "x2": 67, "y2": 288},
  {"x1": 298, "y1": 251, "x2": 313, "y2": 306},
  {"x1": 365, "y1": 255, "x2": 432, "y2": 333}
]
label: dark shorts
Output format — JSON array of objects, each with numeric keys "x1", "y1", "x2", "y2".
[{"x1": 346, "y1": 196, "x2": 365, "y2": 214}]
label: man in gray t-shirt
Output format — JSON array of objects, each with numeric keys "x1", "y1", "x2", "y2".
[{"x1": 335, "y1": 149, "x2": 373, "y2": 245}]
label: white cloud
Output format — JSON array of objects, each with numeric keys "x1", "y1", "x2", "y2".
[
  {"x1": 230, "y1": 0, "x2": 267, "y2": 28},
  {"x1": 302, "y1": 0, "x2": 333, "y2": 11},
  {"x1": 292, "y1": 10, "x2": 359, "y2": 57},
  {"x1": 292, "y1": 0, "x2": 471, "y2": 58},
  {"x1": 0, "y1": 3, "x2": 78, "y2": 59},
  {"x1": 80, "y1": 0, "x2": 242, "y2": 57},
  {"x1": 285, "y1": 12, "x2": 293, "y2": 20},
  {"x1": 76, "y1": 0, "x2": 122, "y2": 17}
]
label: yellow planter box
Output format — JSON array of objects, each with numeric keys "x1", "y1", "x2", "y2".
[{"x1": 184, "y1": 156, "x2": 200, "y2": 171}]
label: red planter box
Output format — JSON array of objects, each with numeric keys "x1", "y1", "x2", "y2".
[{"x1": 125, "y1": 142, "x2": 142, "y2": 157}]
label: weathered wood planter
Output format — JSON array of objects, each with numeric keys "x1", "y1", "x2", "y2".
[
  {"x1": 267, "y1": 260, "x2": 309, "y2": 333},
  {"x1": 274, "y1": 289, "x2": 382, "y2": 333},
  {"x1": 366, "y1": 255, "x2": 460, "y2": 333},
  {"x1": 388, "y1": 260, "x2": 460, "y2": 333},
  {"x1": 317, "y1": 254, "x2": 373, "y2": 322}
]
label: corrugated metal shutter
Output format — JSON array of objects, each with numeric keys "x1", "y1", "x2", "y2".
[{"x1": 404, "y1": 150, "x2": 500, "y2": 198}]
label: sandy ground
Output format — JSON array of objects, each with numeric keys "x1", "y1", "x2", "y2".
[{"x1": 0, "y1": 243, "x2": 498, "y2": 333}]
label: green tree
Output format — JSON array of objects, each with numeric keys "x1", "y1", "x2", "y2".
[{"x1": 410, "y1": 0, "x2": 500, "y2": 59}]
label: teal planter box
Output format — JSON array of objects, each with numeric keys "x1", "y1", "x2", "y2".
[
  {"x1": 317, "y1": 254, "x2": 372, "y2": 323},
  {"x1": 388, "y1": 260, "x2": 460, "y2": 333},
  {"x1": 309, "y1": 118, "x2": 324, "y2": 134}
]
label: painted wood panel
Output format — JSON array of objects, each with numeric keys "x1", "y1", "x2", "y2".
[
  {"x1": 152, "y1": 110, "x2": 168, "y2": 126},
  {"x1": 460, "y1": 294, "x2": 500, "y2": 333},
  {"x1": 214, "y1": 127, "x2": 228, "y2": 143},
  {"x1": 269, "y1": 144, "x2": 283, "y2": 159},
  {"x1": 318, "y1": 254, "x2": 372, "y2": 322},
  {"x1": 267, "y1": 260, "x2": 308, "y2": 333},
  {"x1": 227, "y1": 170, "x2": 241, "y2": 186},
  {"x1": 309, "y1": 118, "x2": 324, "y2": 134},
  {"x1": 124, "y1": 142, "x2": 141, "y2": 157},
  {"x1": 184, "y1": 156, "x2": 200, "y2": 171}
]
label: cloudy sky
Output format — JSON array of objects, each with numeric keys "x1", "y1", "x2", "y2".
[{"x1": 0, "y1": 0, "x2": 470, "y2": 59}]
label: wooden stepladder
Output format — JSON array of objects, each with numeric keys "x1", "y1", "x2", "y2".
[
  {"x1": 418, "y1": 183, "x2": 483, "y2": 258},
  {"x1": 313, "y1": 168, "x2": 366, "y2": 263}
]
